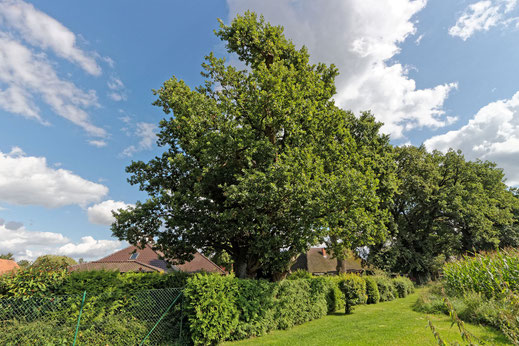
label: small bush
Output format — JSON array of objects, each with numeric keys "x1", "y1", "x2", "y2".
[
  {"x1": 373, "y1": 275, "x2": 396, "y2": 302},
  {"x1": 338, "y1": 274, "x2": 366, "y2": 314},
  {"x1": 392, "y1": 276, "x2": 414, "y2": 298},
  {"x1": 364, "y1": 277, "x2": 380, "y2": 304}
]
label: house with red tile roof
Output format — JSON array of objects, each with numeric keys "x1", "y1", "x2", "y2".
[
  {"x1": 0, "y1": 259, "x2": 19, "y2": 275},
  {"x1": 290, "y1": 247, "x2": 365, "y2": 275},
  {"x1": 69, "y1": 244, "x2": 225, "y2": 274}
]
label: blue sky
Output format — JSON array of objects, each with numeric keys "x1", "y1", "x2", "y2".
[{"x1": 1, "y1": 0, "x2": 519, "y2": 261}]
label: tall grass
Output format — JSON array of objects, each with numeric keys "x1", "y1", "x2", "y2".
[{"x1": 443, "y1": 249, "x2": 519, "y2": 298}]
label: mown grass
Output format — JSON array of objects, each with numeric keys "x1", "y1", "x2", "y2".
[{"x1": 224, "y1": 289, "x2": 509, "y2": 345}]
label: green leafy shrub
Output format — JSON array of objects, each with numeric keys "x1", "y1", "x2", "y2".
[
  {"x1": 59, "y1": 270, "x2": 190, "y2": 296},
  {"x1": 231, "y1": 279, "x2": 276, "y2": 340},
  {"x1": 373, "y1": 275, "x2": 396, "y2": 302},
  {"x1": 184, "y1": 273, "x2": 239, "y2": 345},
  {"x1": 392, "y1": 276, "x2": 414, "y2": 298},
  {"x1": 31, "y1": 255, "x2": 76, "y2": 270},
  {"x1": 321, "y1": 276, "x2": 344, "y2": 312},
  {"x1": 0, "y1": 265, "x2": 67, "y2": 298},
  {"x1": 338, "y1": 274, "x2": 367, "y2": 314},
  {"x1": 273, "y1": 279, "x2": 312, "y2": 329},
  {"x1": 364, "y1": 277, "x2": 380, "y2": 304},
  {"x1": 0, "y1": 315, "x2": 148, "y2": 345},
  {"x1": 287, "y1": 269, "x2": 313, "y2": 280},
  {"x1": 307, "y1": 277, "x2": 329, "y2": 320},
  {"x1": 183, "y1": 274, "x2": 331, "y2": 344}
]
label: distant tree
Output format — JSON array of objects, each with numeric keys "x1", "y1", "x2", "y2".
[
  {"x1": 112, "y1": 12, "x2": 395, "y2": 280},
  {"x1": 0, "y1": 253, "x2": 14, "y2": 260},
  {"x1": 78, "y1": 258, "x2": 85, "y2": 264},
  {"x1": 498, "y1": 187, "x2": 519, "y2": 248},
  {"x1": 368, "y1": 146, "x2": 518, "y2": 283},
  {"x1": 16, "y1": 260, "x2": 31, "y2": 268},
  {"x1": 31, "y1": 255, "x2": 77, "y2": 270}
]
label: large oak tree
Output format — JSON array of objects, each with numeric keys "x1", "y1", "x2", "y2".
[{"x1": 112, "y1": 12, "x2": 395, "y2": 280}]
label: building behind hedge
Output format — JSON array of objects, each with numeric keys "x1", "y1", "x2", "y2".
[
  {"x1": 69, "y1": 244, "x2": 225, "y2": 274},
  {"x1": 291, "y1": 247, "x2": 365, "y2": 275}
]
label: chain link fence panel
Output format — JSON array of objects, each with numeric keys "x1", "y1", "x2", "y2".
[{"x1": 0, "y1": 288, "x2": 185, "y2": 345}]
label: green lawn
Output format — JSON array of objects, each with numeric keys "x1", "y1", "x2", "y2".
[{"x1": 224, "y1": 289, "x2": 510, "y2": 345}]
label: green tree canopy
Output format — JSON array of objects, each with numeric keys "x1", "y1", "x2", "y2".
[
  {"x1": 16, "y1": 260, "x2": 31, "y2": 268},
  {"x1": 31, "y1": 255, "x2": 77, "y2": 270},
  {"x1": 112, "y1": 12, "x2": 395, "y2": 280},
  {"x1": 0, "y1": 253, "x2": 14, "y2": 260},
  {"x1": 368, "y1": 145, "x2": 518, "y2": 283}
]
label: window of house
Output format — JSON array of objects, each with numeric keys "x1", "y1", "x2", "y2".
[{"x1": 129, "y1": 252, "x2": 139, "y2": 260}]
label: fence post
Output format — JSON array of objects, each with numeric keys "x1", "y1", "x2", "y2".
[
  {"x1": 139, "y1": 290, "x2": 183, "y2": 346},
  {"x1": 179, "y1": 294, "x2": 183, "y2": 343},
  {"x1": 73, "y1": 291, "x2": 87, "y2": 346}
]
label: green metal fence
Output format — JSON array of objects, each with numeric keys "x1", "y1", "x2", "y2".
[{"x1": 0, "y1": 288, "x2": 185, "y2": 345}]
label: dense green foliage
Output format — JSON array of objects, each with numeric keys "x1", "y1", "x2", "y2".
[
  {"x1": 373, "y1": 275, "x2": 397, "y2": 302},
  {"x1": 183, "y1": 273, "x2": 332, "y2": 345},
  {"x1": 364, "y1": 277, "x2": 380, "y2": 304},
  {"x1": 443, "y1": 249, "x2": 519, "y2": 297},
  {"x1": 0, "y1": 267, "x2": 190, "y2": 298},
  {"x1": 31, "y1": 255, "x2": 77, "y2": 270},
  {"x1": 0, "y1": 253, "x2": 14, "y2": 260},
  {"x1": 415, "y1": 251, "x2": 519, "y2": 344},
  {"x1": 112, "y1": 11, "x2": 396, "y2": 280},
  {"x1": 392, "y1": 277, "x2": 415, "y2": 298},
  {"x1": 369, "y1": 146, "x2": 519, "y2": 283},
  {"x1": 338, "y1": 274, "x2": 367, "y2": 313},
  {"x1": 0, "y1": 315, "x2": 149, "y2": 345},
  {"x1": 183, "y1": 272, "x2": 414, "y2": 344},
  {"x1": 0, "y1": 265, "x2": 67, "y2": 298},
  {"x1": 184, "y1": 274, "x2": 240, "y2": 345}
]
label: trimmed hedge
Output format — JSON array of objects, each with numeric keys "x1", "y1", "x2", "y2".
[
  {"x1": 392, "y1": 276, "x2": 415, "y2": 298},
  {"x1": 365, "y1": 277, "x2": 380, "y2": 304},
  {"x1": 184, "y1": 273, "x2": 333, "y2": 345},
  {"x1": 0, "y1": 267, "x2": 191, "y2": 298},
  {"x1": 338, "y1": 274, "x2": 367, "y2": 314},
  {"x1": 373, "y1": 275, "x2": 397, "y2": 302}
]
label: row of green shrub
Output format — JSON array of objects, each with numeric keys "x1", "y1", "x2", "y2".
[
  {"x1": 183, "y1": 272, "x2": 415, "y2": 345},
  {"x1": 0, "y1": 266, "x2": 190, "y2": 298},
  {"x1": 0, "y1": 268, "x2": 190, "y2": 344}
]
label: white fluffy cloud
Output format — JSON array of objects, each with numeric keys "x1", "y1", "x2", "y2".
[
  {"x1": 107, "y1": 76, "x2": 127, "y2": 101},
  {"x1": 425, "y1": 91, "x2": 519, "y2": 186},
  {"x1": 227, "y1": 0, "x2": 456, "y2": 138},
  {"x1": 121, "y1": 122, "x2": 157, "y2": 157},
  {"x1": 88, "y1": 139, "x2": 107, "y2": 148},
  {"x1": 0, "y1": 0, "x2": 107, "y2": 136},
  {"x1": 0, "y1": 0, "x2": 101, "y2": 75},
  {"x1": 57, "y1": 236, "x2": 123, "y2": 259},
  {"x1": 0, "y1": 33, "x2": 106, "y2": 136},
  {"x1": 449, "y1": 0, "x2": 518, "y2": 40},
  {"x1": 0, "y1": 222, "x2": 123, "y2": 261},
  {"x1": 87, "y1": 200, "x2": 134, "y2": 226},
  {"x1": 0, "y1": 147, "x2": 108, "y2": 207}
]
